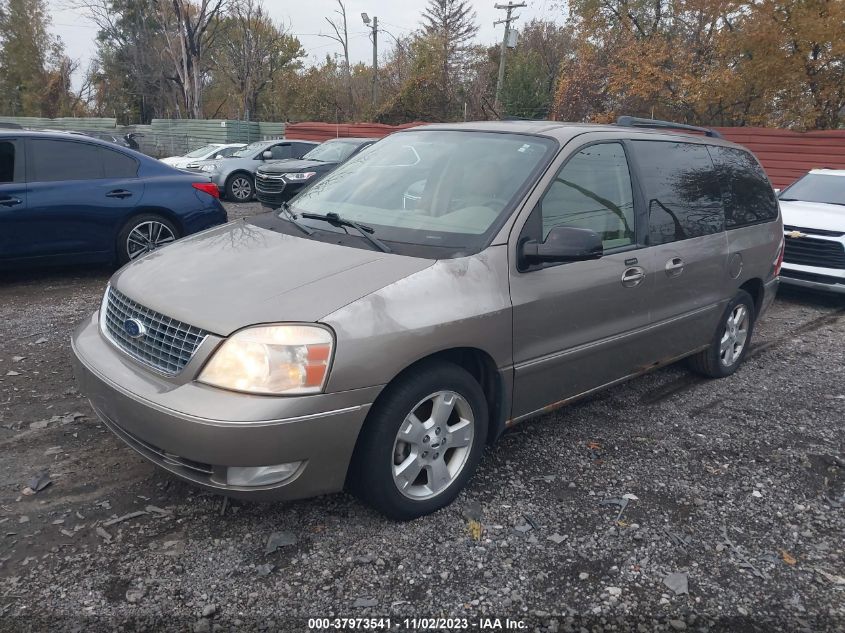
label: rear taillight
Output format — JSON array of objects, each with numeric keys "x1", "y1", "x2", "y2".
[
  {"x1": 192, "y1": 182, "x2": 219, "y2": 198},
  {"x1": 774, "y1": 236, "x2": 785, "y2": 276}
]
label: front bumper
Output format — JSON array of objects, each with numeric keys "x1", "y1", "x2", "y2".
[
  {"x1": 71, "y1": 312, "x2": 378, "y2": 500},
  {"x1": 780, "y1": 265, "x2": 845, "y2": 294}
]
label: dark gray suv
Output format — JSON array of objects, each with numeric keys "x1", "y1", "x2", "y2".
[{"x1": 72, "y1": 118, "x2": 783, "y2": 519}]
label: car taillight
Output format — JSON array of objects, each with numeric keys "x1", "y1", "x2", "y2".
[
  {"x1": 192, "y1": 182, "x2": 219, "y2": 198},
  {"x1": 774, "y1": 236, "x2": 785, "y2": 276}
]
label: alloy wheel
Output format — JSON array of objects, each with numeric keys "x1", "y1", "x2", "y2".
[
  {"x1": 230, "y1": 177, "x2": 252, "y2": 200},
  {"x1": 391, "y1": 390, "x2": 475, "y2": 500},
  {"x1": 126, "y1": 221, "x2": 176, "y2": 260},
  {"x1": 719, "y1": 304, "x2": 749, "y2": 367}
]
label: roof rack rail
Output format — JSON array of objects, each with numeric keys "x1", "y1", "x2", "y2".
[{"x1": 616, "y1": 116, "x2": 722, "y2": 138}]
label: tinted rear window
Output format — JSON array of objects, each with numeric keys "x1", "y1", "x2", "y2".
[
  {"x1": 101, "y1": 147, "x2": 139, "y2": 178},
  {"x1": 630, "y1": 140, "x2": 724, "y2": 245},
  {"x1": 707, "y1": 145, "x2": 778, "y2": 227}
]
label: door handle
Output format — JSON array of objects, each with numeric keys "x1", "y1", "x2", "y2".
[
  {"x1": 0, "y1": 196, "x2": 22, "y2": 207},
  {"x1": 621, "y1": 266, "x2": 645, "y2": 287},
  {"x1": 106, "y1": 189, "x2": 133, "y2": 199},
  {"x1": 665, "y1": 257, "x2": 685, "y2": 277}
]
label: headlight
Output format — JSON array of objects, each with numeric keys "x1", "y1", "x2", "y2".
[
  {"x1": 284, "y1": 171, "x2": 317, "y2": 182},
  {"x1": 198, "y1": 325, "x2": 334, "y2": 395},
  {"x1": 200, "y1": 164, "x2": 218, "y2": 172}
]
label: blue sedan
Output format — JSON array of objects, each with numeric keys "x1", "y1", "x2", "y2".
[{"x1": 0, "y1": 130, "x2": 227, "y2": 269}]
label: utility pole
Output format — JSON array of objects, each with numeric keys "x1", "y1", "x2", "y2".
[
  {"x1": 362, "y1": 12, "x2": 379, "y2": 108},
  {"x1": 494, "y1": 2, "x2": 525, "y2": 113}
]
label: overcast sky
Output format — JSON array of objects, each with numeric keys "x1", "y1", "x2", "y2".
[{"x1": 48, "y1": 0, "x2": 561, "y2": 86}]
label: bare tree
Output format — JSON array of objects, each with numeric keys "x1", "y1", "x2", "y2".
[
  {"x1": 215, "y1": 0, "x2": 303, "y2": 118},
  {"x1": 319, "y1": 0, "x2": 353, "y2": 117},
  {"x1": 154, "y1": 0, "x2": 226, "y2": 118}
]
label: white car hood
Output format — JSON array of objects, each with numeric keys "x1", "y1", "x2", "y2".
[{"x1": 779, "y1": 200, "x2": 845, "y2": 233}]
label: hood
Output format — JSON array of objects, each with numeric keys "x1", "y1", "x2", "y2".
[
  {"x1": 779, "y1": 200, "x2": 845, "y2": 233},
  {"x1": 161, "y1": 156, "x2": 192, "y2": 168},
  {"x1": 260, "y1": 159, "x2": 329, "y2": 174},
  {"x1": 110, "y1": 221, "x2": 434, "y2": 336}
]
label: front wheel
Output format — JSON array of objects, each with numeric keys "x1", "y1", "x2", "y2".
[
  {"x1": 225, "y1": 173, "x2": 253, "y2": 202},
  {"x1": 350, "y1": 362, "x2": 488, "y2": 520},
  {"x1": 688, "y1": 290, "x2": 756, "y2": 378}
]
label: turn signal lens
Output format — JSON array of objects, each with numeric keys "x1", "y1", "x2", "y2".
[
  {"x1": 774, "y1": 236, "x2": 785, "y2": 276},
  {"x1": 198, "y1": 325, "x2": 334, "y2": 395}
]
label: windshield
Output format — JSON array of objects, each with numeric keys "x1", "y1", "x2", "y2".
[
  {"x1": 303, "y1": 140, "x2": 366, "y2": 163},
  {"x1": 780, "y1": 173, "x2": 845, "y2": 206},
  {"x1": 232, "y1": 142, "x2": 270, "y2": 158},
  {"x1": 289, "y1": 130, "x2": 556, "y2": 256},
  {"x1": 185, "y1": 144, "x2": 219, "y2": 158}
]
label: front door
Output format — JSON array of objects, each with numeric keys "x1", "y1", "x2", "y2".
[
  {"x1": 509, "y1": 141, "x2": 656, "y2": 421},
  {"x1": 0, "y1": 138, "x2": 27, "y2": 261}
]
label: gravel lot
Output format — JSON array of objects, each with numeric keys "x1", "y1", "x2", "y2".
[{"x1": 1, "y1": 201, "x2": 844, "y2": 632}]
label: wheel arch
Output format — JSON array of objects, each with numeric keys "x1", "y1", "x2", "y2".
[
  {"x1": 739, "y1": 278, "x2": 764, "y2": 317},
  {"x1": 366, "y1": 347, "x2": 509, "y2": 447}
]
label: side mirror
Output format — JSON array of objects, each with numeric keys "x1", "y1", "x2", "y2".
[
  {"x1": 213, "y1": 154, "x2": 223, "y2": 160},
  {"x1": 262, "y1": 150, "x2": 273, "y2": 160},
  {"x1": 521, "y1": 226, "x2": 603, "y2": 265}
]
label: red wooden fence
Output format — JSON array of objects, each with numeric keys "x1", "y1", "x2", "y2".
[{"x1": 285, "y1": 121, "x2": 845, "y2": 189}]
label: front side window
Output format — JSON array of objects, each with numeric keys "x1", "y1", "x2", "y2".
[
  {"x1": 269, "y1": 144, "x2": 291, "y2": 160},
  {"x1": 30, "y1": 139, "x2": 103, "y2": 182},
  {"x1": 708, "y1": 145, "x2": 779, "y2": 227},
  {"x1": 0, "y1": 141, "x2": 15, "y2": 183},
  {"x1": 539, "y1": 142, "x2": 635, "y2": 250},
  {"x1": 289, "y1": 130, "x2": 556, "y2": 256},
  {"x1": 779, "y1": 172, "x2": 844, "y2": 207},
  {"x1": 630, "y1": 141, "x2": 724, "y2": 245}
]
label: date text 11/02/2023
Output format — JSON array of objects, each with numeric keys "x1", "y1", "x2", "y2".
[{"x1": 307, "y1": 617, "x2": 528, "y2": 630}]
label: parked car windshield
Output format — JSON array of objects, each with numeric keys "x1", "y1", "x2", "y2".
[
  {"x1": 302, "y1": 140, "x2": 365, "y2": 163},
  {"x1": 185, "y1": 144, "x2": 220, "y2": 158},
  {"x1": 779, "y1": 173, "x2": 845, "y2": 206},
  {"x1": 289, "y1": 130, "x2": 555, "y2": 256},
  {"x1": 231, "y1": 142, "x2": 271, "y2": 158}
]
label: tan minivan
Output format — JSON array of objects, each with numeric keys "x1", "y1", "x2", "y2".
[{"x1": 72, "y1": 119, "x2": 783, "y2": 519}]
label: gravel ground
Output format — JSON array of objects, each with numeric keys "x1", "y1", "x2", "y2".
[{"x1": 1, "y1": 200, "x2": 844, "y2": 632}]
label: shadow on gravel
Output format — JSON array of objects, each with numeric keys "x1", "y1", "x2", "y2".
[{"x1": 0, "y1": 264, "x2": 113, "y2": 289}]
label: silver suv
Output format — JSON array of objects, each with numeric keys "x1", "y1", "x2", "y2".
[{"x1": 72, "y1": 119, "x2": 783, "y2": 519}]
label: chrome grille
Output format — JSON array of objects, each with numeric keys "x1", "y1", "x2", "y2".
[
  {"x1": 104, "y1": 287, "x2": 208, "y2": 375},
  {"x1": 256, "y1": 173, "x2": 286, "y2": 193}
]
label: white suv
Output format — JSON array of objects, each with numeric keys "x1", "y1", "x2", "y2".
[{"x1": 778, "y1": 169, "x2": 845, "y2": 294}]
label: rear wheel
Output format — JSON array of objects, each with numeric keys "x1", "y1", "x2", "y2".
[
  {"x1": 225, "y1": 173, "x2": 253, "y2": 202},
  {"x1": 350, "y1": 362, "x2": 488, "y2": 520},
  {"x1": 117, "y1": 214, "x2": 179, "y2": 265},
  {"x1": 688, "y1": 290, "x2": 755, "y2": 378}
]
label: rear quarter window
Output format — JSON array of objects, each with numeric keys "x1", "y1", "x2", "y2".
[
  {"x1": 707, "y1": 145, "x2": 778, "y2": 228},
  {"x1": 101, "y1": 147, "x2": 139, "y2": 178},
  {"x1": 629, "y1": 140, "x2": 724, "y2": 245}
]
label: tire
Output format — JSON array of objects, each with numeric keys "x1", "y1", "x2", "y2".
[
  {"x1": 225, "y1": 173, "x2": 254, "y2": 202},
  {"x1": 349, "y1": 362, "x2": 488, "y2": 520},
  {"x1": 116, "y1": 214, "x2": 179, "y2": 265},
  {"x1": 688, "y1": 290, "x2": 756, "y2": 378}
]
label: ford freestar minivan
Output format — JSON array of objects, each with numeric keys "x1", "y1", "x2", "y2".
[{"x1": 71, "y1": 119, "x2": 783, "y2": 519}]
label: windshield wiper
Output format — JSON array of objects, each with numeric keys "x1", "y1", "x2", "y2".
[
  {"x1": 279, "y1": 202, "x2": 313, "y2": 235},
  {"x1": 300, "y1": 212, "x2": 391, "y2": 253}
]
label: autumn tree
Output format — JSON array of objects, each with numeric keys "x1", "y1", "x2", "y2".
[{"x1": 0, "y1": 0, "x2": 74, "y2": 116}]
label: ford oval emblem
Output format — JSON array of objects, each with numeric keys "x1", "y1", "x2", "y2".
[{"x1": 123, "y1": 318, "x2": 146, "y2": 339}]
